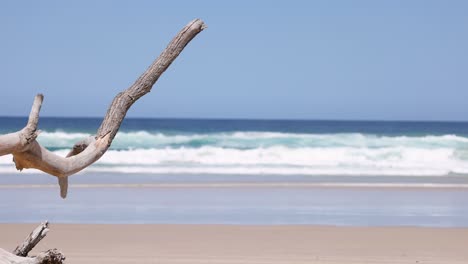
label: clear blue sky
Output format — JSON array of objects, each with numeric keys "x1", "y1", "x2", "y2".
[{"x1": 1, "y1": 1, "x2": 467, "y2": 121}]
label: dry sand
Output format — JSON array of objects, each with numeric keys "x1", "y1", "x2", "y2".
[{"x1": 1, "y1": 224, "x2": 467, "y2": 264}]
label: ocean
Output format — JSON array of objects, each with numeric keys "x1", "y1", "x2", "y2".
[
  {"x1": 2, "y1": 117, "x2": 468, "y2": 176},
  {"x1": 1, "y1": 117, "x2": 468, "y2": 226}
]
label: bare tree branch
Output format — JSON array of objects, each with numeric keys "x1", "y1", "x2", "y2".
[{"x1": 0, "y1": 18, "x2": 206, "y2": 198}]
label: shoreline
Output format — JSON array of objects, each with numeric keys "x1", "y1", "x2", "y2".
[
  {"x1": 1, "y1": 224, "x2": 467, "y2": 264},
  {"x1": 2, "y1": 182, "x2": 468, "y2": 189},
  {"x1": 2, "y1": 172, "x2": 468, "y2": 188},
  {"x1": 1, "y1": 181, "x2": 467, "y2": 227}
]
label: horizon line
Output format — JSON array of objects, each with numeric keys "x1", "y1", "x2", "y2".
[{"x1": 1, "y1": 115, "x2": 468, "y2": 123}]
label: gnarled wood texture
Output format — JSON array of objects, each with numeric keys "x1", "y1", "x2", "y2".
[
  {"x1": 0, "y1": 222, "x2": 65, "y2": 264},
  {"x1": 0, "y1": 19, "x2": 206, "y2": 198},
  {"x1": 13, "y1": 221, "x2": 49, "y2": 257}
]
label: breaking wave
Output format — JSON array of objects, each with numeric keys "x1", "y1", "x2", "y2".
[{"x1": 1, "y1": 130, "x2": 468, "y2": 176}]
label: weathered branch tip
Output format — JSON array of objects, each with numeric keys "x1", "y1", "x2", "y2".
[{"x1": 0, "y1": 19, "x2": 206, "y2": 198}]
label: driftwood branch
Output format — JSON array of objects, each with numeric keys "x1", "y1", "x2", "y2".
[
  {"x1": 0, "y1": 95, "x2": 43, "y2": 157},
  {"x1": 0, "y1": 222, "x2": 65, "y2": 264},
  {"x1": 13, "y1": 221, "x2": 49, "y2": 257},
  {"x1": 0, "y1": 19, "x2": 206, "y2": 198}
]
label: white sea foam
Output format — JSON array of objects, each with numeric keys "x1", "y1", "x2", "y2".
[
  {"x1": 2, "y1": 130, "x2": 468, "y2": 176},
  {"x1": 1, "y1": 145, "x2": 468, "y2": 176},
  {"x1": 92, "y1": 146, "x2": 468, "y2": 175},
  {"x1": 38, "y1": 131, "x2": 92, "y2": 148}
]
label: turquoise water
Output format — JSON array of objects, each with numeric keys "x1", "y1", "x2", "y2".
[{"x1": 2, "y1": 117, "x2": 468, "y2": 176}]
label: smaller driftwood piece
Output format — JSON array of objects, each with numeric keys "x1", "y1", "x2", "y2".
[{"x1": 0, "y1": 221, "x2": 65, "y2": 264}]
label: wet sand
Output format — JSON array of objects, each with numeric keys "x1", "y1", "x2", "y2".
[{"x1": 1, "y1": 224, "x2": 467, "y2": 264}]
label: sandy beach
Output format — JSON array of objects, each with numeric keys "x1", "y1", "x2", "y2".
[
  {"x1": 2, "y1": 0, "x2": 468, "y2": 263},
  {"x1": 0, "y1": 224, "x2": 467, "y2": 264}
]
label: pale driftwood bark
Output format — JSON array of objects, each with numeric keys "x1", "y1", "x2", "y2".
[
  {"x1": 0, "y1": 222, "x2": 65, "y2": 264},
  {"x1": 0, "y1": 249, "x2": 40, "y2": 264},
  {"x1": 13, "y1": 221, "x2": 49, "y2": 257},
  {"x1": 0, "y1": 19, "x2": 206, "y2": 198},
  {"x1": 0, "y1": 249, "x2": 64, "y2": 264}
]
